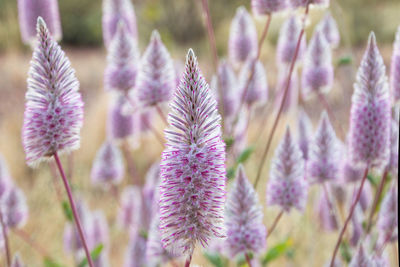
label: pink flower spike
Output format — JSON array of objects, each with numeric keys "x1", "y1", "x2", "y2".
[
  {"x1": 22, "y1": 18, "x2": 84, "y2": 167},
  {"x1": 377, "y1": 184, "x2": 398, "y2": 244},
  {"x1": 90, "y1": 211, "x2": 110, "y2": 267},
  {"x1": 252, "y1": 0, "x2": 288, "y2": 16},
  {"x1": 117, "y1": 186, "x2": 141, "y2": 231},
  {"x1": 159, "y1": 49, "x2": 226, "y2": 257},
  {"x1": 314, "y1": 188, "x2": 338, "y2": 231},
  {"x1": 349, "y1": 244, "x2": 374, "y2": 267},
  {"x1": 124, "y1": 230, "x2": 147, "y2": 267},
  {"x1": 3, "y1": 187, "x2": 29, "y2": 229},
  {"x1": 349, "y1": 32, "x2": 391, "y2": 170},
  {"x1": 388, "y1": 119, "x2": 399, "y2": 177},
  {"x1": 296, "y1": 108, "x2": 313, "y2": 161},
  {"x1": 107, "y1": 95, "x2": 138, "y2": 140},
  {"x1": 0, "y1": 154, "x2": 13, "y2": 200},
  {"x1": 391, "y1": 26, "x2": 400, "y2": 102},
  {"x1": 317, "y1": 12, "x2": 340, "y2": 48},
  {"x1": 274, "y1": 66, "x2": 299, "y2": 114},
  {"x1": 267, "y1": 127, "x2": 308, "y2": 212}
]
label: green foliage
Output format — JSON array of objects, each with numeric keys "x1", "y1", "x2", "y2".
[
  {"x1": 77, "y1": 244, "x2": 104, "y2": 267},
  {"x1": 204, "y1": 252, "x2": 228, "y2": 267},
  {"x1": 339, "y1": 241, "x2": 352, "y2": 263},
  {"x1": 236, "y1": 146, "x2": 255, "y2": 165},
  {"x1": 62, "y1": 201, "x2": 74, "y2": 222},
  {"x1": 262, "y1": 238, "x2": 293, "y2": 266},
  {"x1": 336, "y1": 55, "x2": 353, "y2": 67},
  {"x1": 43, "y1": 258, "x2": 66, "y2": 267}
]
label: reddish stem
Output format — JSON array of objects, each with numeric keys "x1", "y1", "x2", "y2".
[
  {"x1": 245, "y1": 253, "x2": 253, "y2": 267},
  {"x1": 267, "y1": 210, "x2": 284, "y2": 239},
  {"x1": 199, "y1": 0, "x2": 219, "y2": 69},
  {"x1": 329, "y1": 167, "x2": 369, "y2": 267},
  {"x1": 253, "y1": 4, "x2": 310, "y2": 188},
  {"x1": 121, "y1": 141, "x2": 139, "y2": 185},
  {"x1": 0, "y1": 211, "x2": 11, "y2": 267},
  {"x1": 12, "y1": 228, "x2": 49, "y2": 258},
  {"x1": 184, "y1": 254, "x2": 193, "y2": 267},
  {"x1": 53, "y1": 152, "x2": 94, "y2": 267},
  {"x1": 322, "y1": 183, "x2": 340, "y2": 227},
  {"x1": 155, "y1": 104, "x2": 168, "y2": 126},
  {"x1": 366, "y1": 169, "x2": 388, "y2": 233},
  {"x1": 316, "y1": 92, "x2": 345, "y2": 139}
]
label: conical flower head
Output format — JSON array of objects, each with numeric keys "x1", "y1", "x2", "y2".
[
  {"x1": 18, "y1": 0, "x2": 62, "y2": 45},
  {"x1": 314, "y1": 188, "x2": 338, "y2": 231},
  {"x1": 23, "y1": 18, "x2": 84, "y2": 167},
  {"x1": 225, "y1": 165, "x2": 266, "y2": 257},
  {"x1": 302, "y1": 29, "x2": 333, "y2": 99},
  {"x1": 377, "y1": 185, "x2": 398, "y2": 243},
  {"x1": 90, "y1": 211, "x2": 110, "y2": 267},
  {"x1": 290, "y1": 0, "x2": 329, "y2": 9},
  {"x1": 349, "y1": 205, "x2": 364, "y2": 247},
  {"x1": 317, "y1": 12, "x2": 340, "y2": 48},
  {"x1": 350, "y1": 181, "x2": 372, "y2": 212},
  {"x1": 102, "y1": 0, "x2": 138, "y2": 48},
  {"x1": 3, "y1": 187, "x2": 29, "y2": 229},
  {"x1": 308, "y1": 112, "x2": 340, "y2": 184},
  {"x1": 349, "y1": 32, "x2": 391, "y2": 169},
  {"x1": 276, "y1": 15, "x2": 306, "y2": 67},
  {"x1": 252, "y1": 0, "x2": 288, "y2": 15},
  {"x1": 391, "y1": 26, "x2": 400, "y2": 102},
  {"x1": 124, "y1": 230, "x2": 147, "y2": 267},
  {"x1": 136, "y1": 30, "x2": 175, "y2": 107},
  {"x1": 0, "y1": 154, "x2": 13, "y2": 200},
  {"x1": 238, "y1": 58, "x2": 268, "y2": 107},
  {"x1": 91, "y1": 141, "x2": 124, "y2": 187},
  {"x1": 117, "y1": 186, "x2": 141, "y2": 230},
  {"x1": 388, "y1": 119, "x2": 399, "y2": 176},
  {"x1": 349, "y1": 245, "x2": 374, "y2": 267},
  {"x1": 229, "y1": 6, "x2": 258, "y2": 66},
  {"x1": 297, "y1": 108, "x2": 313, "y2": 161},
  {"x1": 159, "y1": 49, "x2": 226, "y2": 256},
  {"x1": 274, "y1": 66, "x2": 299, "y2": 113},
  {"x1": 107, "y1": 95, "x2": 138, "y2": 140},
  {"x1": 104, "y1": 22, "x2": 139, "y2": 93},
  {"x1": 11, "y1": 253, "x2": 25, "y2": 267},
  {"x1": 267, "y1": 127, "x2": 308, "y2": 212}
]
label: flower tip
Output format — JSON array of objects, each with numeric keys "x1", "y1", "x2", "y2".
[
  {"x1": 36, "y1": 16, "x2": 47, "y2": 32},
  {"x1": 187, "y1": 48, "x2": 196, "y2": 61},
  {"x1": 367, "y1": 32, "x2": 377, "y2": 49},
  {"x1": 151, "y1": 29, "x2": 161, "y2": 41},
  {"x1": 237, "y1": 5, "x2": 246, "y2": 14}
]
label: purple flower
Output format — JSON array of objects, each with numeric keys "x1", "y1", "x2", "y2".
[
  {"x1": 348, "y1": 32, "x2": 391, "y2": 170},
  {"x1": 238, "y1": 58, "x2": 268, "y2": 108},
  {"x1": 296, "y1": 108, "x2": 313, "y2": 161},
  {"x1": 391, "y1": 26, "x2": 400, "y2": 102},
  {"x1": 276, "y1": 15, "x2": 306, "y2": 67},
  {"x1": 117, "y1": 186, "x2": 141, "y2": 230},
  {"x1": 339, "y1": 148, "x2": 367, "y2": 183},
  {"x1": 22, "y1": 18, "x2": 84, "y2": 167},
  {"x1": 377, "y1": 185, "x2": 398, "y2": 244},
  {"x1": 231, "y1": 109, "x2": 249, "y2": 155},
  {"x1": 3, "y1": 187, "x2": 28, "y2": 229},
  {"x1": 107, "y1": 95, "x2": 138, "y2": 140},
  {"x1": 302, "y1": 30, "x2": 333, "y2": 99},
  {"x1": 274, "y1": 66, "x2": 299, "y2": 113},
  {"x1": 135, "y1": 30, "x2": 175, "y2": 108},
  {"x1": 317, "y1": 12, "x2": 340, "y2": 48},
  {"x1": 124, "y1": 230, "x2": 147, "y2": 267},
  {"x1": 267, "y1": 127, "x2": 308, "y2": 212},
  {"x1": 102, "y1": 0, "x2": 138, "y2": 48},
  {"x1": 225, "y1": 165, "x2": 266, "y2": 257},
  {"x1": 159, "y1": 49, "x2": 226, "y2": 256},
  {"x1": 307, "y1": 111, "x2": 340, "y2": 184},
  {"x1": 229, "y1": 6, "x2": 258, "y2": 66},
  {"x1": 140, "y1": 162, "x2": 161, "y2": 231},
  {"x1": 104, "y1": 22, "x2": 139, "y2": 93},
  {"x1": 351, "y1": 181, "x2": 372, "y2": 212},
  {"x1": 138, "y1": 110, "x2": 154, "y2": 134},
  {"x1": 91, "y1": 141, "x2": 125, "y2": 187},
  {"x1": 349, "y1": 245, "x2": 374, "y2": 267},
  {"x1": 290, "y1": 0, "x2": 329, "y2": 9},
  {"x1": 349, "y1": 205, "x2": 364, "y2": 247},
  {"x1": 252, "y1": 0, "x2": 288, "y2": 15},
  {"x1": 18, "y1": 0, "x2": 62, "y2": 45},
  {"x1": 11, "y1": 253, "x2": 25, "y2": 267},
  {"x1": 314, "y1": 188, "x2": 338, "y2": 231},
  {"x1": 388, "y1": 119, "x2": 399, "y2": 176},
  {"x1": 90, "y1": 211, "x2": 110, "y2": 267},
  {"x1": 0, "y1": 154, "x2": 13, "y2": 200}
]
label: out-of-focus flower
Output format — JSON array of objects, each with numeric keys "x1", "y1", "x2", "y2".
[
  {"x1": 267, "y1": 127, "x2": 307, "y2": 212},
  {"x1": 307, "y1": 112, "x2": 340, "y2": 184},
  {"x1": 349, "y1": 33, "x2": 391, "y2": 170},
  {"x1": 349, "y1": 205, "x2": 363, "y2": 247},
  {"x1": 225, "y1": 165, "x2": 266, "y2": 257},
  {"x1": 107, "y1": 95, "x2": 138, "y2": 140},
  {"x1": 102, "y1": 0, "x2": 138, "y2": 48},
  {"x1": 252, "y1": 0, "x2": 288, "y2": 15},
  {"x1": 316, "y1": 12, "x2": 340, "y2": 48},
  {"x1": 159, "y1": 49, "x2": 226, "y2": 256},
  {"x1": 276, "y1": 15, "x2": 306, "y2": 67},
  {"x1": 229, "y1": 6, "x2": 258, "y2": 66},
  {"x1": 302, "y1": 30, "x2": 333, "y2": 99},
  {"x1": 274, "y1": 66, "x2": 299, "y2": 114},
  {"x1": 138, "y1": 110, "x2": 153, "y2": 134},
  {"x1": 91, "y1": 141, "x2": 125, "y2": 188},
  {"x1": 296, "y1": 108, "x2": 313, "y2": 161},
  {"x1": 90, "y1": 211, "x2": 110, "y2": 267},
  {"x1": 349, "y1": 245, "x2": 374, "y2": 267},
  {"x1": 388, "y1": 120, "x2": 399, "y2": 177},
  {"x1": 339, "y1": 149, "x2": 366, "y2": 183},
  {"x1": 104, "y1": 22, "x2": 139, "y2": 93},
  {"x1": 135, "y1": 30, "x2": 175, "y2": 108},
  {"x1": 117, "y1": 186, "x2": 141, "y2": 230},
  {"x1": 351, "y1": 181, "x2": 372, "y2": 212},
  {"x1": 11, "y1": 253, "x2": 25, "y2": 267},
  {"x1": 391, "y1": 26, "x2": 400, "y2": 102},
  {"x1": 22, "y1": 18, "x2": 84, "y2": 167},
  {"x1": 140, "y1": 162, "x2": 161, "y2": 231},
  {"x1": 3, "y1": 187, "x2": 28, "y2": 229},
  {"x1": 377, "y1": 185, "x2": 398, "y2": 244},
  {"x1": 314, "y1": 188, "x2": 338, "y2": 231},
  {"x1": 290, "y1": 0, "x2": 330, "y2": 9},
  {"x1": 0, "y1": 154, "x2": 13, "y2": 200},
  {"x1": 18, "y1": 0, "x2": 62, "y2": 45},
  {"x1": 124, "y1": 230, "x2": 147, "y2": 267}
]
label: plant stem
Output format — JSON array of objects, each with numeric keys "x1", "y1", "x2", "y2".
[
  {"x1": 322, "y1": 183, "x2": 340, "y2": 228},
  {"x1": 253, "y1": 4, "x2": 310, "y2": 188},
  {"x1": 12, "y1": 228, "x2": 49, "y2": 258},
  {"x1": 316, "y1": 92, "x2": 345, "y2": 139},
  {"x1": 329, "y1": 166, "x2": 369, "y2": 267},
  {"x1": 245, "y1": 253, "x2": 253, "y2": 267},
  {"x1": 53, "y1": 152, "x2": 94, "y2": 267},
  {"x1": 121, "y1": 140, "x2": 139, "y2": 185},
  {"x1": 366, "y1": 169, "x2": 388, "y2": 233},
  {"x1": 199, "y1": 0, "x2": 218, "y2": 69},
  {"x1": 155, "y1": 104, "x2": 168, "y2": 126},
  {"x1": 267, "y1": 210, "x2": 284, "y2": 238},
  {"x1": 143, "y1": 120, "x2": 164, "y2": 146},
  {"x1": 0, "y1": 211, "x2": 11, "y2": 267},
  {"x1": 184, "y1": 254, "x2": 193, "y2": 267}
]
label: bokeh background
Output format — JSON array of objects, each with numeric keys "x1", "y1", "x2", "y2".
[{"x1": 0, "y1": 0, "x2": 399, "y2": 266}]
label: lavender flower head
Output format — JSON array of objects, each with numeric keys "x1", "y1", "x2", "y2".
[
  {"x1": 91, "y1": 141, "x2": 125, "y2": 187},
  {"x1": 314, "y1": 189, "x2": 338, "y2": 231},
  {"x1": 290, "y1": 0, "x2": 330, "y2": 9},
  {"x1": 317, "y1": 12, "x2": 340, "y2": 48},
  {"x1": 238, "y1": 58, "x2": 268, "y2": 108},
  {"x1": 296, "y1": 108, "x2": 313, "y2": 161},
  {"x1": 349, "y1": 245, "x2": 374, "y2": 267},
  {"x1": 11, "y1": 253, "x2": 25, "y2": 267},
  {"x1": 104, "y1": 22, "x2": 139, "y2": 93},
  {"x1": 274, "y1": 66, "x2": 299, "y2": 113},
  {"x1": 124, "y1": 230, "x2": 147, "y2": 267},
  {"x1": 90, "y1": 211, "x2": 110, "y2": 267},
  {"x1": 102, "y1": 0, "x2": 138, "y2": 48},
  {"x1": 0, "y1": 154, "x2": 13, "y2": 200},
  {"x1": 251, "y1": 0, "x2": 288, "y2": 15},
  {"x1": 391, "y1": 26, "x2": 400, "y2": 102},
  {"x1": 3, "y1": 187, "x2": 29, "y2": 229},
  {"x1": 308, "y1": 111, "x2": 340, "y2": 184},
  {"x1": 339, "y1": 147, "x2": 366, "y2": 183},
  {"x1": 135, "y1": 30, "x2": 175, "y2": 108},
  {"x1": 117, "y1": 186, "x2": 141, "y2": 230},
  {"x1": 276, "y1": 15, "x2": 306, "y2": 67},
  {"x1": 107, "y1": 95, "x2": 138, "y2": 140},
  {"x1": 349, "y1": 205, "x2": 364, "y2": 247},
  {"x1": 225, "y1": 165, "x2": 266, "y2": 257},
  {"x1": 267, "y1": 127, "x2": 308, "y2": 212},
  {"x1": 302, "y1": 29, "x2": 334, "y2": 99},
  {"x1": 388, "y1": 119, "x2": 399, "y2": 176},
  {"x1": 229, "y1": 7, "x2": 258, "y2": 66},
  {"x1": 159, "y1": 49, "x2": 226, "y2": 256},
  {"x1": 351, "y1": 181, "x2": 372, "y2": 212},
  {"x1": 377, "y1": 185, "x2": 398, "y2": 244},
  {"x1": 18, "y1": 0, "x2": 62, "y2": 45},
  {"x1": 22, "y1": 18, "x2": 84, "y2": 167},
  {"x1": 348, "y1": 33, "x2": 391, "y2": 169}
]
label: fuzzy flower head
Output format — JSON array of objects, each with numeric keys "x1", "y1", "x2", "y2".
[
  {"x1": 274, "y1": 66, "x2": 299, "y2": 113},
  {"x1": 23, "y1": 18, "x2": 84, "y2": 167},
  {"x1": 91, "y1": 141, "x2": 125, "y2": 187},
  {"x1": 302, "y1": 29, "x2": 333, "y2": 99},
  {"x1": 0, "y1": 154, "x2": 13, "y2": 200},
  {"x1": 349, "y1": 32, "x2": 391, "y2": 169},
  {"x1": 314, "y1": 189, "x2": 338, "y2": 231},
  {"x1": 388, "y1": 119, "x2": 399, "y2": 176},
  {"x1": 339, "y1": 143, "x2": 367, "y2": 183},
  {"x1": 159, "y1": 49, "x2": 226, "y2": 256},
  {"x1": 252, "y1": 0, "x2": 288, "y2": 15},
  {"x1": 391, "y1": 26, "x2": 400, "y2": 102},
  {"x1": 225, "y1": 165, "x2": 266, "y2": 257},
  {"x1": 308, "y1": 112, "x2": 340, "y2": 184},
  {"x1": 290, "y1": 0, "x2": 330, "y2": 9},
  {"x1": 296, "y1": 108, "x2": 313, "y2": 161},
  {"x1": 102, "y1": 0, "x2": 138, "y2": 48},
  {"x1": 317, "y1": 12, "x2": 340, "y2": 48},
  {"x1": 276, "y1": 15, "x2": 306, "y2": 67},
  {"x1": 267, "y1": 127, "x2": 308, "y2": 212},
  {"x1": 124, "y1": 230, "x2": 147, "y2": 267},
  {"x1": 229, "y1": 6, "x2": 258, "y2": 66},
  {"x1": 11, "y1": 253, "x2": 25, "y2": 267},
  {"x1": 238, "y1": 58, "x2": 268, "y2": 108},
  {"x1": 349, "y1": 245, "x2": 374, "y2": 267},
  {"x1": 135, "y1": 30, "x2": 175, "y2": 108},
  {"x1": 104, "y1": 22, "x2": 139, "y2": 93},
  {"x1": 18, "y1": 0, "x2": 62, "y2": 45},
  {"x1": 3, "y1": 187, "x2": 29, "y2": 229},
  {"x1": 377, "y1": 185, "x2": 398, "y2": 243},
  {"x1": 107, "y1": 95, "x2": 138, "y2": 140},
  {"x1": 117, "y1": 186, "x2": 141, "y2": 230}
]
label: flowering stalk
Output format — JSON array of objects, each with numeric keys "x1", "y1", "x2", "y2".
[
  {"x1": 245, "y1": 253, "x2": 253, "y2": 267},
  {"x1": 0, "y1": 211, "x2": 11, "y2": 267},
  {"x1": 267, "y1": 210, "x2": 284, "y2": 238}
]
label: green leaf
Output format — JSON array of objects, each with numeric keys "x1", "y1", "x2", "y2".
[
  {"x1": 43, "y1": 258, "x2": 65, "y2": 267},
  {"x1": 340, "y1": 241, "x2": 352, "y2": 263},
  {"x1": 236, "y1": 146, "x2": 255, "y2": 164},
  {"x1": 77, "y1": 244, "x2": 104, "y2": 267},
  {"x1": 62, "y1": 201, "x2": 73, "y2": 221},
  {"x1": 262, "y1": 238, "x2": 293, "y2": 265},
  {"x1": 227, "y1": 167, "x2": 236, "y2": 180},
  {"x1": 204, "y1": 252, "x2": 227, "y2": 267},
  {"x1": 336, "y1": 56, "x2": 352, "y2": 66},
  {"x1": 224, "y1": 136, "x2": 235, "y2": 149},
  {"x1": 367, "y1": 174, "x2": 378, "y2": 187}
]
